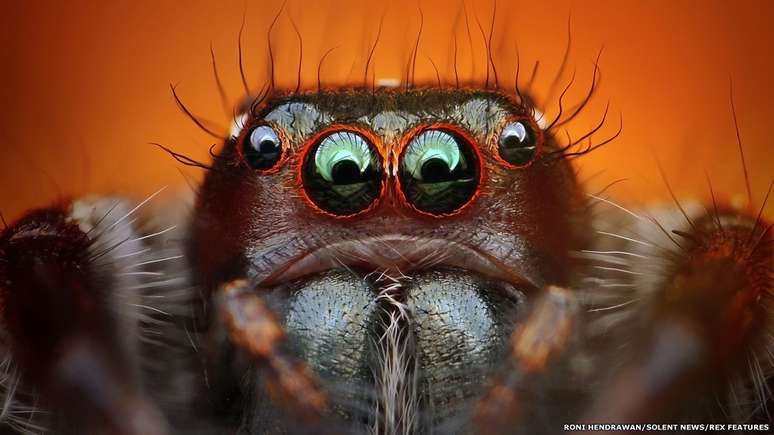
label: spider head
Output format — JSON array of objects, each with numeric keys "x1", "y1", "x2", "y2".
[{"x1": 190, "y1": 87, "x2": 589, "y2": 430}]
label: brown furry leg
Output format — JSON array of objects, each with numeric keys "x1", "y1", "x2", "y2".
[
  {"x1": 0, "y1": 200, "x2": 170, "y2": 435},
  {"x1": 583, "y1": 208, "x2": 773, "y2": 430},
  {"x1": 218, "y1": 280, "x2": 329, "y2": 423},
  {"x1": 474, "y1": 286, "x2": 580, "y2": 434}
]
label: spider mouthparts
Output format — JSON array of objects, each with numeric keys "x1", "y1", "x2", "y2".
[{"x1": 233, "y1": 258, "x2": 530, "y2": 431}]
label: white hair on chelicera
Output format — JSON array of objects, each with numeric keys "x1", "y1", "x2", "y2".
[{"x1": 371, "y1": 271, "x2": 418, "y2": 435}]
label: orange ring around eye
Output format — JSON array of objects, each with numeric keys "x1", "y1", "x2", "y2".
[
  {"x1": 492, "y1": 115, "x2": 544, "y2": 170},
  {"x1": 395, "y1": 123, "x2": 485, "y2": 218},
  {"x1": 236, "y1": 121, "x2": 290, "y2": 175},
  {"x1": 296, "y1": 124, "x2": 387, "y2": 219}
]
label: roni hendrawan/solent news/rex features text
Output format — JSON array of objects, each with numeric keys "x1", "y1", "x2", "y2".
[{"x1": 563, "y1": 424, "x2": 771, "y2": 432}]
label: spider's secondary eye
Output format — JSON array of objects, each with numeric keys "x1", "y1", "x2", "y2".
[
  {"x1": 242, "y1": 125, "x2": 283, "y2": 171},
  {"x1": 498, "y1": 121, "x2": 538, "y2": 167},
  {"x1": 303, "y1": 130, "x2": 382, "y2": 216},
  {"x1": 399, "y1": 129, "x2": 480, "y2": 216}
]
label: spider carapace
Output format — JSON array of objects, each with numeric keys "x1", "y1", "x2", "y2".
[{"x1": 0, "y1": 86, "x2": 772, "y2": 435}]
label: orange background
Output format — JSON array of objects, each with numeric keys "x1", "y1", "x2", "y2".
[{"x1": 1, "y1": 0, "x2": 773, "y2": 221}]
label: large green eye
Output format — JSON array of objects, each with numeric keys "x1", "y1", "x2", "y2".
[
  {"x1": 399, "y1": 128, "x2": 480, "y2": 216},
  {"x1": 303, "y1": 131, "x2": 382, "y2": 216}
]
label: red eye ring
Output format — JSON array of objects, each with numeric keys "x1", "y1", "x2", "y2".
[
  {"x1": 296, "y1": 124, "x2": 387, "y2": 219},
  {"x1": 236, "y1": 122, "x2": 290, "y2": 175},
  {"x1": 493, "y1": 115, "x2": 544, "y2": 170},
  {"x1": 395, "y1": 123, "x2": 485, "y2": 218}
]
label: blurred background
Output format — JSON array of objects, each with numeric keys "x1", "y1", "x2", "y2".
[{"x1": 1, "y1": 0, "x2": 772, "y2": 221}]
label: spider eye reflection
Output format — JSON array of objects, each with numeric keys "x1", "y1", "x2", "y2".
[
  {"x1": 303, "y1": 130, "x2": 382, "y2": 216},
  {"x1": 399, "y1": 129, "x2": 480, "y2": 216},
  {"x1": 498, "y1": 120, "x2": 539, "y2": 167},
  {"x1": 242, "y1": 125, "x2": 283, "y2": 171}
]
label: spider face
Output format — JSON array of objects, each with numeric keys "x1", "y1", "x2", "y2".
[
  {"x1": 189, "y1": 88, "x2": 587, "y2": 429},
  {"x1": 1, "y1": 3, "x2": 773, "y2": 433}
]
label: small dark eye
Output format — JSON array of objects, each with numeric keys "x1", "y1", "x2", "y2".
[
  {"x1": 302, "y1": 130, "x2": 382, "y2": 216},
  {"x1": 399, "y1": 128, "x2": 480, "y2": 216},
  {"x1": 242, "y1": 125, "x2": 283, "y2": 170},
  {"x1": 498, "y1": 121, "x2": 538, "y2": 166}
]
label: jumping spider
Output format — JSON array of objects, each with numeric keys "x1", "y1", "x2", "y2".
[{"x1": 0, "y1": 25, "x2": 772, "y2": 435}]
